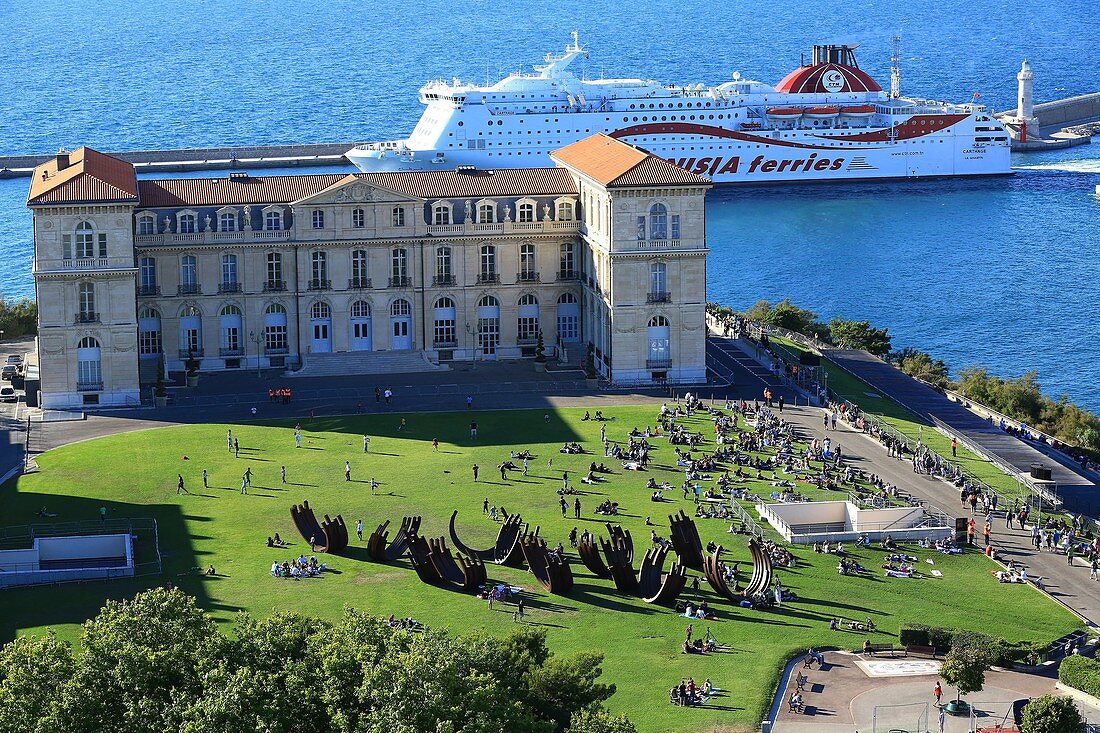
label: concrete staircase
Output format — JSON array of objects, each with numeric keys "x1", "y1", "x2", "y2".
[{"x1": 288, "y1": 350, "x2": 450, "y2": 377}]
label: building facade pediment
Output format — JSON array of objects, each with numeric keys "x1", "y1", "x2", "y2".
[{"x1": 293, "y1": 177, "x2": 422, "y2": 207}]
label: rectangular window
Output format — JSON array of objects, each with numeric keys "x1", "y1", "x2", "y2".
[
  {"x1": 433, "y1": 207, "x2": 450, "y2": 225},
  {"x1": 265, "y1": 211, "x2": 281, "y2": 230},
  {"x1": 185, "y1": 328, "x2": 201, "y2": 353},
  {"x1": 636, "y1": 216, "x2": 646, "y2": 241},
  {"x1": 267, "y1": 252, "x2": 282, "y2": 285},
  {"x1": 311, "y1": 251, "x2": 327, "y2": 283},
  {"x1": 140, "y1": 257, "x2": 157, "y2": 287},
  {"x1": 181, "y1": 256, "x2": 197, "y2": 286},
  {"x1": 76, "y1": 229, "x2": 94, "y2": 259},
  {"x1": 391, "y1": 248, "x2": 408, "y2": 280},
  {"x1": 138, "y1": 218, "x2": 154, "y2": 236},
  {"x1": 671, "y1": 214, "x2": 681, "y2": 240},
  {"x1": 352, "y1": 250, "x2": 369, "y2": 282},
  {"x1": 223, "y1": 327, "x2": 240, "y2": 351},
  {"x1": 434, "y1": 318, "x2": 456, "y2": 345},
  {"x1": 265, "y1": 325, "x2": 288, "y2": 351},
  {"x1": 62, "y1": 234, "x2": 72, "y2": 260},
  {"x1": 98, "y1": 233, "x2": 108, "y2": 258},
  {"x1": 77, "y1": 359, "x2": 101, "y2": 386},
  {"x1": 138, "y1": 330, "x2": 162, "y2": 355},
  {"x1": 392, "y1": 207, "x2": 405, "y2": 227},
  {"x1": 518, "y1": 316, "x2": 539, "y2": 342},
  {"x1": 435, "y1": 247, "x2": 451, "y2": 280},
  {"x1": 312, "y1": 210, "x2": 325, "y2": 229},
  {"x1": 222, "y1": 255, "x2": 237, "y2": 285},
  {"x1": 353, "y1": 209, "x2": 365, "y2": 228}
]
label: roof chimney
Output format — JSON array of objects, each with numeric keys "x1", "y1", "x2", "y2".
[{"x1": 56, "y1": 149, "x2": 70, "y2": 170}]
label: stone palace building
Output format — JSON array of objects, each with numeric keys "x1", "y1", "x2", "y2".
[{"x1": 27, "y1": 134, "x2": 710, "y2": 409}]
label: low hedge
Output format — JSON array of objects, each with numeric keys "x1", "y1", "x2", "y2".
[
  {"x1": 1058, "y1": 654, "x2": 1100, "y2": 697},
  {"x1": 898, "y1": 624, "x2": 1049, "y2": 666}
]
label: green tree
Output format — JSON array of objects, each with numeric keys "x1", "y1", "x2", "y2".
[
  {"x1": 939, "y1": 646, "x2": 989, "y2": 706},
  {"x1": 523, "y1": 652, "x2": 616, "y2": 731},
  {"x1": 0, "y1": 632, "x2": 74, "y2": 733},
  {"x1": 1020, "y1": 694, "x2": 1084, "y2": 733},
  {"x1": 891, "y1": 347, "x2": 951, "y2": 389},
  {"x1": 828, "y1": 317, "x2": 892, "y2": 356},
  {"x1": 745, "y1": 299, "x2": 823, "y2": 337},
  {"x1": 568, "y1": 706, "x2": 638, "y2": 733},
  {"x1": 0, "y1": 297, "x2": 37, "y2": 339}
]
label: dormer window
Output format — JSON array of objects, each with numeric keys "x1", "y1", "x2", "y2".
[
  {"x1": 136, "y1": 213, "x2": 156, "y2": 236},
  {"x1": 517, "y1": 200, "x2": 535, "y2": 223},
  {"x1": 219, "y1": 211, "x2": 237, "y2": 232},
  {"x1": 178, "y1": 210, "x2": 198, "y2": 234},
  {"x1": 432, "y1": 202, "x2": 451, "y2": 225},
  {"x1": 556, "y1": 200, "x2": 575, "y2": 221},
  {"x1": 265, "y1": 209, "x2": 282, "y2": 231},
  {"x1": 477, "y1": 201, "x2": 495, "y2": 224}
]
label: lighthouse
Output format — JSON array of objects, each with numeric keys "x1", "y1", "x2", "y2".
[{"x1": 1016, "y1": 60, "x2": 1035, "y2": 122}]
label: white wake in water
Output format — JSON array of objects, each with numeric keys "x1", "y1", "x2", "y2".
[{"x1": 1013, "y1": 157, "x2": 1100, "y2": 173}]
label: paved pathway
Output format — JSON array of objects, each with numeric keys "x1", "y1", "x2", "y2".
[
  {"x1": 824, "y1": 348, "x2": 1098, "y2": 510},
  {"x1": 769, "y1": 650, "x2": 1092, "y2": 732}
]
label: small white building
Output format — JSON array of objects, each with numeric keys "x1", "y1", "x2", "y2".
[{"x1": 757, "y1": 500, "x2": 951, "y2": 545}]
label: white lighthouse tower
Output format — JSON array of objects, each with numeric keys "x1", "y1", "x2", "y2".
[{"x1": 1016, "y1": 59, "x2": 1036, "y2": 123}]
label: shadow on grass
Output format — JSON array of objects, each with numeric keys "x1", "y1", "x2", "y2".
[{"x1": 0, "y1": 475, "x2": 207, "y2": 644}]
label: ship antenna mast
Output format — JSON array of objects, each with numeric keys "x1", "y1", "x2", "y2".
[{"x1": 890, "y1": 35, "x2": 902, "y2": 99}]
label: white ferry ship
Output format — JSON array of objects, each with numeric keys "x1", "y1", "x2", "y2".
[{"x1": 347, "y1": 35, "x2": 1011, "y2": 183}]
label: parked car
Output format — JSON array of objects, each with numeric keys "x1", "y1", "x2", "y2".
[
  {"x1": 0, "y1": 365, "x2": 17, "y2": 381},
  {"x1": 0, "y1": 386, "x2": 16, "y2": 401},
  {"x1": 5, "y1": 354, "x2": 22, "y2": 365}
]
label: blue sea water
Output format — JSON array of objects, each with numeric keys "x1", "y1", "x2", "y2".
[{"x1": 0, "y1": 0, "x2": 1098, "y2": 405}]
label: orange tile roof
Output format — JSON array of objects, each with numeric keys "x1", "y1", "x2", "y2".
[
  {"x1": 27, "y1": 147, "x2": 139, "y2": 205},
  {"x1": 551, "y1": 134, "x2": 709, "y2": 187},
  {"x1": 136, "y1": 168, "x2": 577, "y2": 208}
]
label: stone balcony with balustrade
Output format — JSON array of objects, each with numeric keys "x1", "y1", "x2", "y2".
[
  {"x1": 425, "y1": 219, "x2": 580, "y2": 237},
  {"x1": 135, "y1": 229, "x2": 292, "y2": 247}
]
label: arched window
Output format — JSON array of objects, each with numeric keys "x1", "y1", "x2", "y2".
[
  {"x1": 219, "y1": 211, "x2": 237, "y2": 232},
  {"x1": 350, "y1": 300, "x2": 371, "y2": 318},
  {"x1": 649, "y1": 203, "x2": 668, "y2": 240},
  {"x1": 219, "y1": 305, "x2": 242, "y2": 354},
  {"x1": 433, "y1": 297, "x2": 456, "y2": 346},
  {"x1": 179, "y1": 212, "x2": 197, "y2": 234},
  {"x1": 391, "y1": 248, "x2": 409, "y2": 286},
  {"x1": 556, "y1": 200, "x2": 574, "y2": 221},
  {"x1": 138, "y1": 308, "x2": 162, "y2": 356},
  {"x1": 310, "y1": 251, "x2": 328, "y2": 289},
  {"x1": 76, "y1": 221, "x2": 95, "y2": 259},
  {"x1": 264, "y1": 303, "x2": 288, "y2": 353},
  {"x1": 391, "y1": 299, "x2": 411, "y2": 317},
  {"x1": 557, "y1": 292, "x2": 579, "y2": 343},
  {"x1": 351, "y1": 249, "x2": 369, "y2": 288},
  {"x1": 478, "y1": 202, "x2": 495, "y2": 224},
  {"x1": 310, "y1": 301, "x2": 331, "y2": 320},
  {"x1": 648, "y1": 315, "x2": 671, "y2": 367},
  {"x1": 76, "y1": 337, "x2": 101, "y2": 388},
  {"x1": 77, "y1": 282, "x2": 96, "y2": 321},
  {"x1": 352, "y1": 208, "x2": 365, "y2": 228},
  {"x1": 518, "y1": 201, "x2": 535, "y2": 223},
  {"x1": 180, "y1": 306, "x2": 203, "y2": 355},
  {"x1": 478, "y1": 295, "x2": 499, "y2": 309},
  {"x1": 265, "y1": 209, "x2": 282, "y2": 231},
  {"x1": 519, "y1": 243, "x2": 536, "y2": 280},
  {"x1": 518, "y1": 294, "x2": 539, "y2": 343},
  {"x1": 479, "y1": 245, "x2": 497, "y2": 282},
  {"x1": 649, "y1": 262, "x2": 668, "y2": 300},
  {"x1": 435, "y1": 246, "x2": 452, "y2": 284}
]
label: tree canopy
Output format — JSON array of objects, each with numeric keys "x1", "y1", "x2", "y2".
[
  {"x1": 0, "y1": 589, "x2": 621, "y2": 733},
  {"x1": 1020, "y1": 694, "x2": 1084, "y2": 733},
  {"x1": 939, "y1": 646, "x2": 989, "y2": 703}
]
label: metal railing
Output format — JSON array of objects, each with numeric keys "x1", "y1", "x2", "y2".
[
  {"x1": 74, "y1": 312, "x2": 99, "y2": 324},
  {"x1": 388, "y1": 276, "x2": 411, "y2": 288},
  {"x1": 556, "y1": 270, "x2": 578, "y2": 281},
  {"x1": 263, "y1": 280, "x2": 287, "y2": 292},
  {"x1": 218, "y1": 281, "x2": 242, "y2": 293},
  {"x1": 307, "y1": 278, "x2": 331, "y2": 291},
  {"x1": 177, "y1": 283, "x2": 201, "y2": 295},
  {"x1": 348, "y1": 277, "x2": 372, "y2": 289},
  {"x1": 179, "y1": 348, "x2": 204, "y2": 358},
  {"x1": 136, "y1": 284, "x2": 160, "y2": 297},
  {"x1": 647, "y1": 291, "x2": 671, "y2": 303},
  {"x1": 646, "y1": 358, "x2": 672, "y2": 370},
  {"x1": 432, "y1": 274, "x2": 454, "y2": 287},
  {"x1": 517, "y1": 271, "x2": 540, "y2": 282},
  {"x1": 477, "y1": 272, "x2": 500, "y2": 284},
  {"x1": 729, "y1": 500, "x2": 765, "y2": 540},
  {"x1": 76, "y1": 381, "x2": 103, "y2": 392},
  {"x1": 218, "y1": 347, "x2": 242, "y2": 357}
]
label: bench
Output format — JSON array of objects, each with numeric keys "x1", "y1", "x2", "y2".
[
  {"x1": 905, "y1": 645, "x2": 937, "y2": 658},
  {"x1": 865, "y1": 643, "x2": 897, "y2": 657}
]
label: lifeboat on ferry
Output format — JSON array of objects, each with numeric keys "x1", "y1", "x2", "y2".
[
  {"x1": 803, "y1": 106, "x2": 840, "y2": 120},
  {"x1": 765, "y1": 107, "x2": 803, "y2": 121},
  {"x1": 839, "y1": 104, "x2": 876, "y2": 120}
]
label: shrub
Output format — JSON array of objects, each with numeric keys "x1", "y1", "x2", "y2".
[
  {"x1": 899, "y1": 624, "x2": 930, "y2": 647},
  {"x1": 1020, "y1": 694, "x2": 1084, "y2": 733},
  {"x1": 1058, "y1": 654, "x2": 1100, "y2": 698}
]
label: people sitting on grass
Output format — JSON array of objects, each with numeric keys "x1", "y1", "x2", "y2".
[
  {"x1": 510, "y1": 449, "x2": 535, "y2": 460},
  {"x1": 588, "y1": 461, "x2": 612, "y2": 473},
  {"x1": 682, "y1": 639, "x2": 707, "y2": 654},
  {"x1": 582, "y1": 470, "x2": 605, "y2": 484},
  {"x1": 271, "y1": 555, "x2": 327, "y2": 579},
  {"x1": 556, "y1": 486, "x2": 578, "y2": 496},
  {"x1": 385, "y1": 614, "x2": 423, "y2": 631},
  {"x1": 837, "y1": 557, "x2": 868, "y2": 575},
  {"x1": 266, "y1": 533, "x2": 288, "y2": 548},
  {"x1": 560, "y1": 442, "x2": 584, "y2": 454},
  {"x1": 595, "y1": 500, "x2": 620, "y2": 516}
]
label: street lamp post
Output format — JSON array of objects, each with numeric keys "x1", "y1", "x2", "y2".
[
  {"x1": 249, "y1": 330, "x2": 262, "y2": 379},
  {"x1": 465, "y1": 322, "x2": 476, "y2": 369}
]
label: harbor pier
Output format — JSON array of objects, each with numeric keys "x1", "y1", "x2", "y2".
[
  {"x1": 0, "y1": 142, "x2": 357, "y2": 179},
  {"x1": 996, "y1": 61, "x2": 1098, "y2": 151}
]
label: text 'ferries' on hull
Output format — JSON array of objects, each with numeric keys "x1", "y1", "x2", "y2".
[{"x1": 347, "y1": 34, "x2": 1012, "y2": 184}]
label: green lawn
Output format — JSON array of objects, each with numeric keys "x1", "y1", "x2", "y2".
[{"x1": 0, "y1": 406, "x2": 1081, "y2": 733}]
